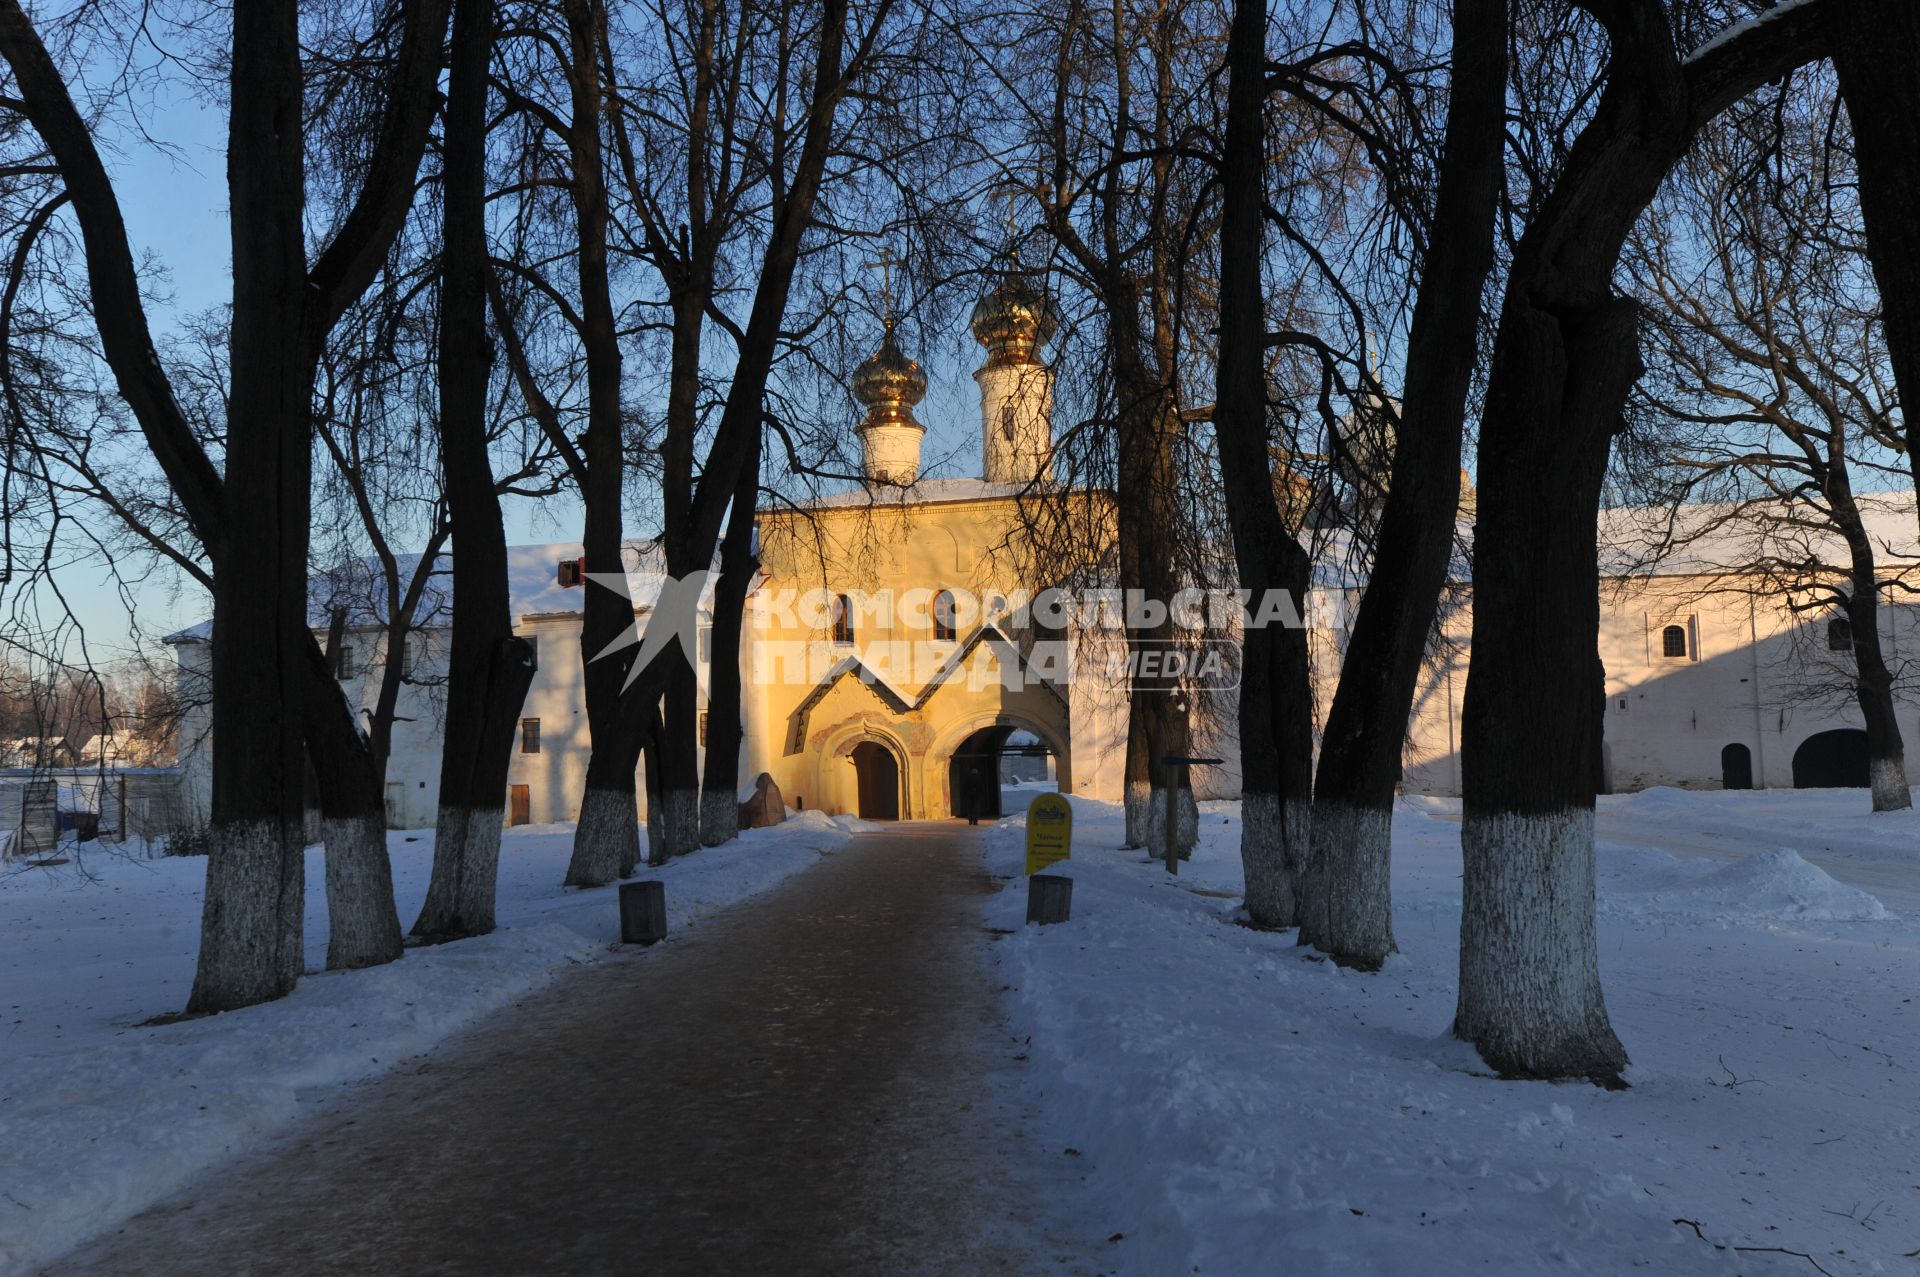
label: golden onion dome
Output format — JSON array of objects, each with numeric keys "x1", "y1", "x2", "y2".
[
  {"x1": 970, "y1": 272, "x2": 1057, "y2": 367},
  {"x1": 851, "y1": 324, "x2": 927, "y2": 430}
]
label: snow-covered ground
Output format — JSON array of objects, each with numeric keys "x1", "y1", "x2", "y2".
[
  {"x1": 0, "y1": 813, "x2": 863, "y2": 1273},
  {"x1": 985, "y1": 788, "x2": 1920, "y2": 1276},
  {"x1": 1592, "y1": 786, "x2": 1920, "y2": 915}
]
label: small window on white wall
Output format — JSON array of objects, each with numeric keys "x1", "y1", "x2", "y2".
[{"x1": 1661, "y1": 624, "x2": 1688, "y2": 659}]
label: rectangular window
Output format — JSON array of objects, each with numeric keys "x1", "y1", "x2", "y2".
[
  {"x1": 521, "y1": 718, "x2": 541, "y2": 754},
  {"x1": 558, "y1": 558, "x2": 584, "y2": 588},
  {"x1": 524, "y1": 634, "x2": 539, "y2": 671},
  {"x1": 336, "y1": 643, "x2": 355, "y2": 680},
  {"x1": 698, "y1": 710, "x2": 709, "y2": 747}
]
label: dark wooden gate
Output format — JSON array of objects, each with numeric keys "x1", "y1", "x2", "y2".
[{"x1": 851, "y1": 743, "x2": 900, "y2": 820}]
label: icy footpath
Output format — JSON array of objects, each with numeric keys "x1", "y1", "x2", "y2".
[
  {"x1": 0, "y1": 811, "x2": 862, "y2": 1273},
  {"x1": 984, "y1": 795, "x2": 1920, "y2": 1276}
]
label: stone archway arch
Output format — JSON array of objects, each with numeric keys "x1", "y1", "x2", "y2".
[
  {"x1": 817, "y1": 719, "x2": 916, "y2": 818},
  {"x1": 925, "y1": 710, "x2": 1070, "y2": 820}
]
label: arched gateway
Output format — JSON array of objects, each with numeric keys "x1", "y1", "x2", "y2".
[
  {"x1": 1792, "y1": 729, "x2": 1870, "y2": 789},
  {"x1": 739, "y1": 250, "x2": 1120, "y2": 823}
]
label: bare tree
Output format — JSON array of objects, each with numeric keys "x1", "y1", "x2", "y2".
[
  {"x1": 413, "y1": 0, "x2": 543, "y2": 940},
  {"x1": 0, "y1": 0, "x2": 453, "y2": 1008},
  {"x1": 1455, "y1": 0, "x2": 1829, "y2": 1083},
  {"x1": 1625, "y1": 81, "x2": 1911, "y2": 811},
  {"x1": 1829, "y1": 0, "x2": 1920, "y2": 533},
  {"x1": 492, "y1": 0, "x2": 904, "y2": 884}
]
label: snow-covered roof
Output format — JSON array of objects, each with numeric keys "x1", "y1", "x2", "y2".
[
  {"x1": 161, "y1": 488, "x2": 1920, "y2": 651},
  {"x1": 165, "y1": 540, "x2": 716, "y2": 644},
  {"x1": 1598, "y1": 492, "x2": 1920, "y2": 578},
  {"x1": 770, "y1": 477, "x2": 1082, "y2": 512}
]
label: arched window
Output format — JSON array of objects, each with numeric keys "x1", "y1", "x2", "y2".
[
  {"x1": 1828, "y1": 617, "x2": 1854, "y2": 651},
  {"x1": 932, "y1": 589, "x2": 957, "y2": 642},
  {"x1": 1661, "y1": 624, "x2": 1688, "y2": 659},
  {"x1": 831, "y1": 594, "x2": 855, "y2": 646}
]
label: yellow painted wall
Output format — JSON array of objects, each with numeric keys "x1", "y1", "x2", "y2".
[{"x1": 748, "y1": 489, "x2": 1105, "y2": 817}]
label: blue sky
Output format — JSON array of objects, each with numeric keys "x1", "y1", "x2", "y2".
[{"x1": 56, "y1": 80, "x2": 997, "y2": 663}]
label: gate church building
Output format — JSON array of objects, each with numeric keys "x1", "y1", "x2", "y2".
[
  {"x1": 169, "y1": 257, "x2": 1920, "y2": 828},
  {"x1": 737, "y1": 267, "x2": 1125, "y2": 821}
]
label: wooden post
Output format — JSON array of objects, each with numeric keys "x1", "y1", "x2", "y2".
[
  {"x1": 619, "y1": 880, "x2": 668, "y2": 945},
  {"x1": 1159, "y1": 754, "x2": 1224, "y2": 876},
  {"x1": 1027, "y1": 873, "x2": 1072, "y2": 925}
]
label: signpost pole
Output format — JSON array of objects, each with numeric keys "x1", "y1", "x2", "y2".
[{"x1": 1157, "y1": 755, "x2": 1223, "y2": 877}]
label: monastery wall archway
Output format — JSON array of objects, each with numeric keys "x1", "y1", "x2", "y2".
[
  {"x1": 816, "y1": 720, "x2": 917, "y2": 819},
  {"x1": 924, "y1": 710, "x2": 1070, "y2": 820}
]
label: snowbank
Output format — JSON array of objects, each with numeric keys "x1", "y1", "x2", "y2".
[
  {"x1": 1601, "y1": 845, "x2": 1892, "y2": 924},
  {"x1": 1604, "y1": 784, "x2": 1920, "y2": 863},
  {"x1": 984, "y1": 793, "x2": 1917, "y2": 1275},
  {"x1": 0, "y1": 813, "x2": 860, "y2": 1273}
]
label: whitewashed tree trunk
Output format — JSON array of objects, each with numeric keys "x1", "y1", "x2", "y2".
[
  {"x1": 418, "y1": 803, "x2": 507, "y2": 934},
  {"x1": 1311, "y1": 802, "x2": 1396, "y2": 970},
  {"x1": 322, "y1": 812, "x2": 402, "y2": 969},
  {"x1": 1239, "y1": 792, "x2": 1305, "y2": 928},
  {"x1": 569, "y1": 786, "x2": 638, "y2": 887},
  {"x1": 662, "y1": 789, "x2": 699, "y2": 861},
  {"x1": 700, "y1": 789, "x2": 739, "y2": 846},
  {"x1": 1870, "y1": 757, "x2": 1911, "y2": 813},
  {"x1": 1142, "y1": 784, "x2": 1197, "y2": 862},
  {"x1": 1124, "y1": 778, "x2": 1150, "y2": 849},
  {"x1": 189, "y1": 821, "x2": 303, "y2": 1012},
  {"x1": 1293, "y1": 837, "x2": 1329, "y2": 951},
  {"x1": 1454, "y1": 809, "x2": 1627, "y2": 1083}
]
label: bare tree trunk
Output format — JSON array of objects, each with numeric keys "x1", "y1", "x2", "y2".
[
  {"x1": 1122, "y1": 704, "x2": 1150, "y2": 849},
  {"x1": 0, "y1": 0, "x2": 451, "y2": 1010},
  {"x1": 1461, "y1": 213, "x2": 1643, "y2": 1084},
  {"x1": 1829, "y1": 480, "x2": 1911, "y2": 813},
  {"x1": 641, "y1": 700, "x2": 666, "y2": 870},
  {"x1": 301, "y1": 632, "x2": 403, "y2": 968},
  {"x1": 658, "y1": 665, "x2": 702, "y2": 859},
  {"x1": 190, "y1": 0, "x2": 313, "y2": 1012},
  {"x1": 308, "y1": 610, "x2": 402, "y2": 968},
  {"x1": 1306, "y1": 0, "x2": 1505, "y2": 970},
  {"x1": 657, "y1": 279, "x2": 708, "y2": 862},
  {"x1": 561, "y1": 0, "x2": 644, "y2": 890},
  {"x1": 1111, "y1": 289, "x2": 1192, "y2": 862},
  {"x1": 416, "y1": 0, "x2": 540, "y2": 939},
  {"x1": 549, "y1": 0, "x2": 854, "y2": 882},
  {"x1": 700, "y1": 431, "x2": 761, "y2": 846},
  {"x1": 1832, "y1": 1, "x2": 1920, "y2": 518},
  {"x1": 1213, "y1": 0, "x2": 1310, "y2": 926},
  {"x1": 1849, "y1": 587, "x2": 1910, "y2": 814},
  {"x1": 1454, "y1": 1, "x2": 1825, "y2": 1083},
  {"x1": 574, "y1": 755, "x2": 643, "y2": 887}
]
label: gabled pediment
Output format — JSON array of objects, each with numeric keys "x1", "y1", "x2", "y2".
[{"x1": 783, "y1": 655, "x2": 914, "y2": 755}]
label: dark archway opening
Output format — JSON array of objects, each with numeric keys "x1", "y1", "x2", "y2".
[
  {"x1": 950, "y1": 726, "x2": 1056, "y2": 824},
  {"x1": 1791, "y1": 728, "x2": 1870, "y2": 789},
  {"x1": 851, "y1": 741, "x2": 901, "y2": 820},
  {"x1": 1720, "y1": 743, "x2": 1753, "y2": 791}
]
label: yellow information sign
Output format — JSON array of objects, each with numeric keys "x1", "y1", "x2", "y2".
[{"x1": 1024, "y1": 793, "x2": 1073, "y2": 875}]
